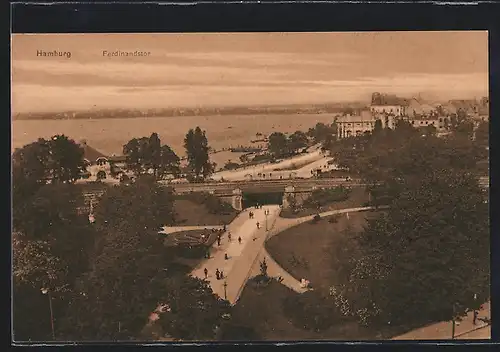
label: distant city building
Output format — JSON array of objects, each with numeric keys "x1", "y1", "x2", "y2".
[
  {"x1": 406, "y1": 98, "x2": 437, "y2": 117},
  {"x1": 370, "y1": 92, "x2": 408, "y2": 117},
  {"x1": 336, "y1": 109, "x2": 396, "y2": 139},
  {"x1": 407, "y1": 117, "x2": 440, "y2": 130},
  {"x1": 370, "y1": 104, "x2": 406, "y2": 117}
]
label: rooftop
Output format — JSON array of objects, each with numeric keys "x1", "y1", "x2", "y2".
[{"x1": 79, "y1": 140, "x2": 108, "y2": 162}]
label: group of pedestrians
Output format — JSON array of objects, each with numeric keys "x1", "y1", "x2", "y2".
[
  {"x1": 201, "y1": 206, "x2": 268, "y2": 288},
  {"x1": 203, "y1": 267, "x2": 225, "y2": 280},
  {"x1": 217, "y1": 231, "x2": 242, "y2": 245}
]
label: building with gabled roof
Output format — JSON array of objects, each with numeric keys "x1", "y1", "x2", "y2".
[{"x1": 79, "y1": 140, "x2": 109, "y2": 166}]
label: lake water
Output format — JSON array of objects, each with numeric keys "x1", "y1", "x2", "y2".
[{"x1": 12, "y1": 114, "x2": 335, "y2": 167}]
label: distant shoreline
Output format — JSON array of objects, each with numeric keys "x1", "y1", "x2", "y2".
[{"x1": 12, "y1": 103, "x2": 366, "y2": 121}]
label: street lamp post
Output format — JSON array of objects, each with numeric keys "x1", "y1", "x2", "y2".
[
  {"x1": 264, "y1": 209, "x2": 269, "y2": 231},
  {"x1": 473, "y1": 293, "x2": 478, "y2": 325},
  {"x1": 223, "y1": 281, "x2": 228, "y2": 300},
  {"x1": 451, "y1": 304, "x2": 456, "y2": 339},
  {"x1": 41, "y1": 288, "x2": 55, "y2": 340}
]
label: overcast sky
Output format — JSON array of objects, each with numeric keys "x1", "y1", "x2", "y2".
[{"x1": 11, "y1": 31, "x2": 488, "y2": 113}]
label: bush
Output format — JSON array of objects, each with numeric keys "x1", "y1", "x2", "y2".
[
  {"x1": 218, "y1": 321, "x2": 261, "y2": 341},
  {"x1": 303, "y1": 186, "x2": 351, "y2": 210},
  {"x1": 282, "y1": 291, "x2": 339, "y2": 332},
  {"x1": 328, "y1": 214, "x2": 341, "y2": 223},
  {"x1": 249, "y1": 274, "x2": 272, "y2": 288},
  {"x1": 223, "y1": 162, "x2": 240, "y2": 171}
]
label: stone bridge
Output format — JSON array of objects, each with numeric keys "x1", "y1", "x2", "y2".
[{"x1": 81, "y1": 176, "x2": 489, "y2": 212}]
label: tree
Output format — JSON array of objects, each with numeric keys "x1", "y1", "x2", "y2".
[
  {"x1": 449, "y1": 110, "x2": 474, "y2": 140},
  {"x1": 57, "y1": 178, "x2": 178, "y2": 340},
  {"x1": 307, "y1": 122, "x2": 336, "y2": 144},
  {"x1": 58, "y1": 180, "x2": 228, "y2": 341},
  {"x1": 148, "y1": 133, "x2": 162, "y2": 178},
  {"x1": 13, "y1": 234, "x2": 68, "y2": 294},
  {"x1": 184, "y1": 127, "x2": 213, "y2": 180},
  {"x1": 12, "y1": 136, "x2": 86, "y2": 200},
  {"x1": 330, "y1": 128, "x2": 490, "y2": 328},
  {"x1": 157, "y1": 276, "x2": 231, "y2": 341},
  {"x1": 48, "y1": 135, "x2": 86, "y2": 183},
  {"x1": 342, "y1": 170, "x2": 489, "y2": 327},
  {"x1": 474, "y1": 121, "x2": 489, "y2": 147},
  {"x1": 123, "y1": 134, "x2": 181, "y2": 180},
  {"x1": 288, "y1": 131, "x2": 308, "y2": 153},
  {"x1": 13, "y1": 183, "x2": 97, "y2": 280},
  {"x1": 123, "y1": 138, "x2": 142, "y2": 175},
  {"x1": 158, "y1": 145, "x2": 181, "y2": 179},
  {"x1": 373, "y1": 119, "x2": 383, "y2": 135},
  {"x1": 12, "y1": 140, "x2": 52, "y2": 229},
  {"x1": 12, "y1": 139, "x2": 51, "y2": 195},
  {"x1": 12, "y1": 184, "x2": 97, "y2": 341},
  {"x1": 268, "y1": 132, "x2": 288, "y2": 158}
]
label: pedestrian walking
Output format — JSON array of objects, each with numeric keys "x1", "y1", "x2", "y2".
[
  {"x1": 224, "y1": 253, "x2": 229, "y2": 260},
  {"x1": 238, "y1": 236, "x2": 242, "y2": 244},
  {"x1": 217, "y1": 236, "x2": 221, "y2": 246},
  {"x1": 473, "y1": 310, "x2": 478, "y2": 325},
  {"x1": 204, "y1": 268, "x2": 208, "y2": 279},
  {"x1": 256, "y1": 221, "x2": 260, "y2": 229},
  {"x1": 220, "y1": 270, "x2": 224, "y2": 279},
  {"x1": 223, "y1": 224, "x2": 226, "y2": 231},
  {"x1": 228, "y1": 232, "x2": 232, "y2": 242},
  {"x1": 215, "y1": 269, "x2": 220, "y2": 280}
]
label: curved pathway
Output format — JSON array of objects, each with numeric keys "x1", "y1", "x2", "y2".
[
  {"x1": 165, "y1": 205, "x2": 382, "y2": 304},
  {"x1": 189, "y1": 205, "x2": 281, "y2": 304},
  {"x1": 267, "y1": 206, "x2": 385, "y2": 240}
]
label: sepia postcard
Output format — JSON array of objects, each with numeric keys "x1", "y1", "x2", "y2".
[{"x1": 11, "y1": 31, "x2": 490, "y2": 343}]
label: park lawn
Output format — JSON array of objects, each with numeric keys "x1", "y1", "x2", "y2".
[
  {"x1": 266, "y1": 211, "x2": 378, "y2": 294},
  {"x1": 173, "y1": 199, "x2": 238, "y2": 226},
  {"x1": 279, "y1": 186, "x2": 370, "y2": 219},
  {"x1": 231, "y1": 280, "x2": 396, "y2": 341}
]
